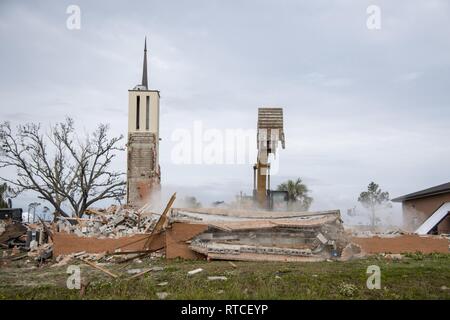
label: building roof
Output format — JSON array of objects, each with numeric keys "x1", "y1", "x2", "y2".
[
  {"x1": 257, "y1": 107, "x2": 285, "y2": 149},
  {"x1": 258, "y1": 108, "x2": 284, "y2": 129},
  {"x1": 391, "y1": 182, "x2": 450, "y2": 202}
]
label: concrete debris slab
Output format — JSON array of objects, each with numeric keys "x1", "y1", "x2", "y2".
[
  {"x1": 152, "y1": 266, "x2": 164, "y2": 272},
  {"x1": 127, "y1": 268, "x2": 143, "y2": 274},
  {"x1": 187, "y1": 268, "x2": 204, "y2": 276},
  {"x1": 316, "y1": 232, "x2": 328, "y2": 244},
  {"x1": 207, "y1": 276, "x2": 227, "y2": 281}
]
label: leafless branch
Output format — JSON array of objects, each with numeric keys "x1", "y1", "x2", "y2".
[{"x1": 0, "y1": 118, "x2": 126, "y2": 217}]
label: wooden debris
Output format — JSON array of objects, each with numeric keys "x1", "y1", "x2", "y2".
[
  {"x1": 79, "y1": 280, "x2": 91, "y2": 297},
  {"x1": 117, "y1": 252, "x2": 149, "y2": 264},
  {"x1": 108, "y1": 249, "x2": 154, "y2": 256},
  {"x1": 38, "y1": 217, "x2": 53, "y2": 241},
  {"x1": 11, "y1": 253, "x2": 28, "y2": 261},
  {"x1": 80, "y1": 258, "x2": 118, "y2": 278},
  {"x1": 144, "y1": 193, "x2": 176, "y2": 234},
  {"x1": 144, "y1": 193, "x2": 176, "y2": 248}
]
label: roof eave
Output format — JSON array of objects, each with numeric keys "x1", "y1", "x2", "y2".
[{"x1": 392, "y1": 189, "x2": 450, "y2": 203}]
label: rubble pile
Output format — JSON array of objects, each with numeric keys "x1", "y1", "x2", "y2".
[
  {"x1": 2, "y1": 197, "x2": 448, "y2": 268},
  {"x1": 0, "y1": 219, "x2": 27, "y2": 247},
  {"x1": 1, "y1": 217, "x2": 51, "y2": 265},
  {"x1": 1, "y1": 204, "x2": 161, "y2": 267},
  {"x1": 345, "y1": 226, "x2": 406, "y2": 238},
  {"x1": 55, "y1": 205, "x2": 158, "y2": 239}
]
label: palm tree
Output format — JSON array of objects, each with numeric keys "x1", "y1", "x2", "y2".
[{"x1": 277, "y1": 178, "x2": 313, "y2": 210}]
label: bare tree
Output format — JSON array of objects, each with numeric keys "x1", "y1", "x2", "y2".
[{"x1": 0, "y1": 118, "x2": 126, "y2": 218}]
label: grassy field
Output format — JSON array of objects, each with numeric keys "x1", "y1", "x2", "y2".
[{"x1": 0, "y1": 253, "x2": 449, "y2": 299}]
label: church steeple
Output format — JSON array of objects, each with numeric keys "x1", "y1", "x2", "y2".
[
  {"x1": 141, "y1": 37, "x2": 148, "y2": 89},
  {"x1": 127, "y1": 38, "x2": 161, "y2": 207}
]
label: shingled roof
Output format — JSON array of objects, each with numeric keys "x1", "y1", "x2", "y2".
[{"x1": 391, "y1": 182, "x2": 450, "y2": 202}]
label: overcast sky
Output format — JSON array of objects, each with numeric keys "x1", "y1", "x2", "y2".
[{"x1": 1, "y1": 0, "x2": 450, "y2": 224}]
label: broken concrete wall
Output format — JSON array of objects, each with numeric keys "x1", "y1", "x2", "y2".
[
  {"x1": 165, "y1": 223, "x2": 208, "y2": 259},
  {"x1": 351, "y1": 234, "x2": 449, "y2": 254},
  {"x1": 53, "y1": 232, "x2": 165, "y2": 256}
]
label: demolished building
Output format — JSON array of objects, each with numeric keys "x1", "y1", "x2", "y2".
[
  {"x1": 2, "y1": 200, "x2": 449, "y2": 268},
  {"x1": 171, "y1": 208, "x2": 349, "y2": 262},
  {"x1": 48, "y1": 205, "x2": 354, "y2": 262}
]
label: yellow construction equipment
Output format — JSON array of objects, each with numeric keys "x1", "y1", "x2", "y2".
[{"x1": 253, "y1": 107, "x2": 286, "y2": 208}]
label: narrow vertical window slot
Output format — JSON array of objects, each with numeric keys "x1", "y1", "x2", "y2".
[
  {"x1": 136, "y1": 96, "x2": 140, "y2": 130},
  {"x1": 146, "y1": 96, "x2": 150, "y2": 130}
]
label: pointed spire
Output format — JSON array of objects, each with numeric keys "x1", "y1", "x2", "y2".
[{"x1": 141, "y1": 37, "x2": 148, "y2": 89}]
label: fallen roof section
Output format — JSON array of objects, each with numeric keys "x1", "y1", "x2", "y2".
[
  {"x1": 203, "y1": 215, "x2": 340, "y2": 231},
  {"x1": 415, "y1": 202, "x2": 450, "y2": 235},
  {"x1": 183, "y1": 209, "x2": 349, "y2": 262},
  {"x1": 172, "y1": 207, "x2": 340, "y2": 221}
]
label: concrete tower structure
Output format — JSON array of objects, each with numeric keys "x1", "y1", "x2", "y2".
[{"x1": 126, "y1": 38, "x2": 161, "y2": 207}]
